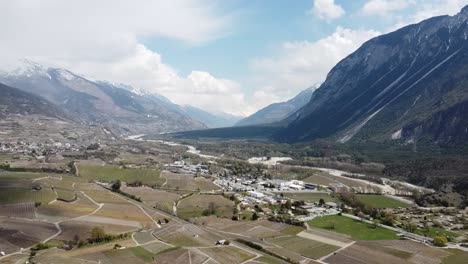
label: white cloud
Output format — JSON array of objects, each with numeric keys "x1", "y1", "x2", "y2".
[
  {"x1": 386, "y1": 0, "x2": 466, "y2": 32},
  {"x1": 361, "y1": 0, "x2": 412, "y2": 16},
  {"x1": 249, "y1": 27, "x2": 380, "y2": 109},
  {"x1": 311, "y1": 0, "x2": 346, "y2": 20},
  {"x1": 0, "y1": 0, "x2": 254, "y2": 116}
]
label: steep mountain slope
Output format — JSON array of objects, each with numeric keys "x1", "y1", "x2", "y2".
[
  {"x1": 277, "y1": 6, "x2": 468, "y2": 147},
  {"x1": 236, "y1": 86, "x2": 316, "y2": 127},
  {"x1": 178, "y1": 105, "x2": 242, "y2": 128},
  {"x1": 0, "y1": 61, "x2": 206, "y2": 134},
  {"x1": 0, "y1": 83, "x2": 64, "y2": 118}
]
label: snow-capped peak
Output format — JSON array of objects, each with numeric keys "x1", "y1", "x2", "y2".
[{"x1": 0, "y1": 59, "x2": 51, "y2": 79}]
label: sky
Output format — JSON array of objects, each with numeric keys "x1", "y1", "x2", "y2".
[{"x1": 1, "y1": 0, "x2": 467, "y2": 116}]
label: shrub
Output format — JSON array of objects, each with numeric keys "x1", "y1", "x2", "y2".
[{"x1": 433, "y1": 236, "x2": 448, "y2": 247}]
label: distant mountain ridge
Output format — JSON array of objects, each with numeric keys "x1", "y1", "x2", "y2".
[
  {"x1": 0, "y1": 83, "x2": 65, "y2": 119},
  {"x1": 235, "y1": 86, "x2": 317, "y2": 127},
  {"x1": 0, "y1": 60, "x2": 207, "y2": 134},
  {"x1": 178, "y1": 105, "x2": 242, "y2": 128}
]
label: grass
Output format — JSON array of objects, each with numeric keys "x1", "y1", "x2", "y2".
[
  {"x1": 282, "y1": 192, "x2": 339, "y2": 203},
  {"x1": 0, "y1": 187, "x2": 56, "y2": 205},
  {"x1": 308, "y1": 215, "x2": 399, "y2": 240},
  {"x1": 78, "y1": 164, "x2": 164, "y2": 187},
  {"x1": 303, "y1": 174, "x2": 337, "y2": 186},
  {"x1": 415, "y1": 227, "x2": 460, "y2": 238},
  {"x1": 442, "y1": 249, "x2": 468, "y2": 264},
  {"x1": 280, "y1": 226, "x2": 305, "y2": 236},
  {"x1": 355, "y1": 194, "x2": 410, "y2": 208},
  {"x1": 129, "y1": 246, "x2": 156, "y2": 262},
  {"x1": 56, "y1": 189, "x2": 76, "y2": 201},
  {"x1": 267, "y1": 235, "x2": 339, "y2": 259}
]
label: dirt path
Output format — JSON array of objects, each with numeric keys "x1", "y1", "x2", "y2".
[
  {"x1": 108, "y1": 191, "x2": 161, "y2": 228},
  {"x1": 43, "y1": 191, "x2": 103, "y2": 243}
]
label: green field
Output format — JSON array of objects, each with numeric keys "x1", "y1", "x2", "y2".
[
  {"x1": 129, "y1": 246, "x2": 157, "y2": 262},
  {"x1": 0, "y1": 187, "x2": 56, "y2": 205},
  {"x1": 415, "y1": 227, "x2": 460, "y2": 239},
  {"x1": 55, "y1": 189, "x2": 76, "y2": 202},
  {"x1": 267, "y1": 235, "x2": 339, "y2": 259},
  {"x1": 356, "y1": 194, "x2": 410, "y2": 208},
  {"x1": 78, "y1": 165, "x2": 164, "y2": 187},
  {"x1": 308, "y1": 215, "x2": 399, "y2": 240},
  {"x1": 282, "y1": 192, "x2": 339, "y2": 203}
]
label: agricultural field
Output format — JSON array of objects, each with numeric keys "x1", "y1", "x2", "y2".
[
  {"x1": 355, "y1": 194, "x2": 410, "y2": 208},
  {"x1": 200, "y1": 246, "x2": 256, "y2": 263},
  {"x1": 308, "y1": 215, "x2": 399, "y2": 240},
  {"x1": 57, "y1": 220, "x2": 135, "y2": 241},
  {"x1": 266, "y1": 235, "x2": 339, "y2": 259},
  {"x1": 303, "y1": 174, "x2": 339, "y2": 186},
  {"x1": 141, "y1": 241, "x2": 173, "y2": 254},
  {"x1": 324, "y1": 240, "x2": 452, "y2": 264},
  {"x1": 78, "y1": 164, "x2": 164, "y2": 187},
  {"x1": 37, "y1": 193, "x2": 98, "y2": 221},
  {"x1": 0, "y1": 187, "x2": 56, "y2": 205},
  {"x1": 282, "y1": 192, "x2": 339, "y2": 203},
  {"x1": 153, "y1": 223, "x2": 216, "y2": 247},
  {"x1": 0, "y1": 218, "x2": 57, "y2": 254},
  {"x1": 154, "y1": 248, "x2": 208, "y2": 264},
  {"x1": 161, "y1": 171, "x2": 220, "y2": 191},
  {"x1": 442, "y1": 249, "x2": 468, "y2": 264},
  {"x1": 121, "y1": 186, "x2": 180, "y2": 213},
  {"x1": 177, "y1": 194, "x2": 234, "y2": 219},
  {"x1": 194, "y1": 217, "x2": 304, "y2": 240},
  {"x1": 0, "y1": 202, "x2": 36, "y2": 219}
]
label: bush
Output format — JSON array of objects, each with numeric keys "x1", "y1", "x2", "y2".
[{"x1": 433, "y1": 236, "x2": 448, "y2": 247}]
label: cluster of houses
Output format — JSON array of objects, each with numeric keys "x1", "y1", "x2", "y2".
[
  {"x1": 215, "y1": 176, "x2": 319, "y2": 192},
  {"x1": 0, "y1": 141, "x2": 81, "y2": 155},
  {"x1": 390, "y1": 207, "x2": 467, "y2": 233},
  {"x1": 165, "y1": 160, "x2": 209, "y2": 174}
]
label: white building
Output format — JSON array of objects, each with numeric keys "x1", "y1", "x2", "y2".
[{"x1": 247, "y1": 191, "x2": 265, "y2": 199}]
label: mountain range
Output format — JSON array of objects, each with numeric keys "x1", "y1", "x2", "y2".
[
  {"x1": 0, "y1": 60, "x2": 239, "y2": 134},
  {"x1": 173, "y1": 6, "x2": 468, "y2": 149},
  {"x1": 235, "y1": 85, "x2": 317, "y2": 127}
]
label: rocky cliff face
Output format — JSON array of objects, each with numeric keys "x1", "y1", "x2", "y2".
[{"x1": 277, "y1": 6, "x2": 468, "y2": 147}]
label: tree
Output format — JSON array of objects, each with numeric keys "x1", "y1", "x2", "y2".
[
  {"x1": 433, "y1": 236, "x2": 448, "y2": 247},
  {"x1": 404, "y1": 222, "x2": 417, "y2": 233},
  {"x1": 111, "y1": 180, "x2": 121, "y2": 192},
  {"x1": 319, "y1": 198, "x2": 325, "y2": 206},
  {"x1": 252, "y1": 212, "x2": 259, "y2": 221},
  {"x1": 73, "y1": 234, "x2": 80, "y2": 245},
  {"x1": 90, "y1": 227, "x2": 106, "y2": 242}
]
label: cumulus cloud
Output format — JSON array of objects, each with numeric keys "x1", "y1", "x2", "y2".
[
  {"x1": 361, "y1": 0, "x2": 412, "y2": 16},
  {"x1": 311, "y1": 0, "x2": 346, "y2": 20},
  {"x1": 384, "y1": 0, "x2": 467, "y2": 32},
  {"x1": 249, "y1": 27, "x2": 380, "y2": 109},
  {"x1": 0, "y1": 0, "x2": 253, "y2": 116}
]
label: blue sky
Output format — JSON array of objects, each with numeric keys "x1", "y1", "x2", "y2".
[{"x1": 2, "y1": 0, "x2": 467, "y2": 115}]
